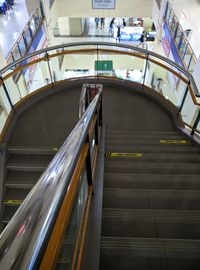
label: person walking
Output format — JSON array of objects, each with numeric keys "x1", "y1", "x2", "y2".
[{"x1": 116, "y1": 25, "x2": 121, "y2": 42}]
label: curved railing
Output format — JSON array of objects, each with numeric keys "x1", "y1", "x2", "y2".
[{"x1": 0, "y1": 42, "x2": 199, "y2": 140}]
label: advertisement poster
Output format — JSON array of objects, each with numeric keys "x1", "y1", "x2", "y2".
[
  {"x1": 92, "y1": 0, "x2": 115, "y2": 9},
  {"x1": 161, "y1": 22, "x2": 183, "y2": 88},
  {"x1": 23, "y1": 25, "x2": 47, "y2": 91}
]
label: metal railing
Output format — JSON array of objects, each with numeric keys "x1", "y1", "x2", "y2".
[
  {"x1": 164, "y1": 1, "x2": 198, "y2": 72},
  {"x1": 0, "y1": 42, "x2": 199, "y2": 139},
  {"x1": 6, "y1": 1, "x2": 44, "y2": 63}
]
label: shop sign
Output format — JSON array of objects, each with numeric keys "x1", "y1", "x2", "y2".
[{"x1": 92, "y1": 0, "x2": 115, "y2": 9}]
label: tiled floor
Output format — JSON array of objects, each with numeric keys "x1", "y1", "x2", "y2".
[
  {"x1": 51, "y1": 17, "x2": 149, "y2": 49},
  {"x1": 0, "y1": 0, "x2": 29, "y2": 57},
  {"x1": 0, "y1": 8, "x2": 156, "y2": 60}
]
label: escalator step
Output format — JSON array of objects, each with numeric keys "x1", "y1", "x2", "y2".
[
  {"x1": 100, "y1": 237, "x2": 200, "y2": 270},
  {"x1": 102, "y1": 208, "x2": 200, "y2": 239},
  {"x1": 103, "y1": 188, "x2": 200, "y2": 210},
  {"x1": 105, "y1": 161, "x2": 200, "y2": 175},
  {"x1": 104, "y1": 173, "x2": 200, "y2": 190}
]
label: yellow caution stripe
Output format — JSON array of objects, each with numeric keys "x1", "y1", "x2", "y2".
[
  {"x1": 105, "y1": 152, "x2": 143, "y2": 157},
  {"x1": 160, "y1": 140, "x2": 191, "y2": 144},
  {"x1": 3, "y1": 200, "x2": 23, "y2": 205}
]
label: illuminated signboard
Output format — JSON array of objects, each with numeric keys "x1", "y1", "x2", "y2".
[
  {"x1": 92, "y1": 0, "x2": 115, "y2": 9},
  {"x1": 113, "y1": 26, "x2": 143, "y2": 41}
]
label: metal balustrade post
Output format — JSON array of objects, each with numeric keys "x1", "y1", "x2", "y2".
[
  {"x1": 187, "y1": 54, "x2": 193, "y2": 71},
  {"x1": 85, "y1": 135, "x2": 93, "y2": 186},
  {"x1": 96, "y1": 45, "x2": 99, "y2": 81},
  {"x1": 95, "y1": 117, "x2": 99, "y2": 145},
  {"x1": 191, "y1": 110, "x2": 200, "y2": 135},
  {"x1": 142, "y1": 54, "x2": 149, "y2": 89},
  {"x1": 179, "y1": 84, "x2": 189, "y2": 112},
  {"x1": 99, "y1": 99, "x2": 102, "y2": 126},
  {"x1": 0, "y1": 143, "x2": 6, "y2": 216},
  {"x1": 45, "y1": 52, "x2": 54, "y2": 85},
  {"x1": 86, "y1": 150, "x2": 93, "y2": 186},
  {"x1": 0, "y1": 76, "x2": 14, "y2": 110}
]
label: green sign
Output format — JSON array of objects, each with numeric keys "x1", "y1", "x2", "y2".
[{"x1": 95, "y1": 60, "x2": 113, "y2": 71}]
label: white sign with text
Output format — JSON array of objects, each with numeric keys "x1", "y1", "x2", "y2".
[{"x1": 92, "y1": 0, "x2": 115, "y2": 9}]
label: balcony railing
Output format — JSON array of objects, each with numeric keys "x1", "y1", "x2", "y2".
[
  {"x1": 164, "y1": 1, "x2": 198, "y2": 73},
  {"x1": 0, "y1": 42, "x2": 199, "y2": 139},
  {"x1": 6, "y1": 1, "x2": 44, "y2": 64}
]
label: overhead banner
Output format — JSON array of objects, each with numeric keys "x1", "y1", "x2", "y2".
[{"x1": 92, "y1": 0, "x2": 115, "y2": 9}]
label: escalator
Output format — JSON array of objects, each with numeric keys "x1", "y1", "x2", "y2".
[
  {"x1": 1, "y1": 147, "x2": 56, "y2": 229},
  {"x1": 0, "y1": 85, "x2": 81, "y2": 233},
  {"x1": 100, "y1": 129, "x2": 200, "y2": 269},
  {"x1": 0, "y1": 80, "x2": 200, "y2": 269}
]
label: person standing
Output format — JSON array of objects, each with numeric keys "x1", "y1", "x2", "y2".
[
  {"x1": 139, "y1": 31, "x2": 144, "y2": 43},
  {"x1": 122, "y1": 19, "x2": 126, "y2": 27},
  {"x1": 109, "y1": 18, "x2": 115, "y2": 34},
  {"x1": 100, "y1": 18, "x2": 105, "y2": 29},
  {"x1": 95, "y1": 17, "x2": 99, "y2": 28}
]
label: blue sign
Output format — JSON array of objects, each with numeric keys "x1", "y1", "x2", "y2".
[{"x1": 163, "y1": 21, "x2": 184, "y2": 67}]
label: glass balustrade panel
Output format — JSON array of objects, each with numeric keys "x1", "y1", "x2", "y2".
[
  {"x1": 29, "y1": 18, "x2": 36, "y2": 37},
  {"x1": 188, "y1": 56, "x2": 197, "y2": 73},
  {"x1": 57, "y1": 167, "x2": 88, "y2": 269},
  {"x1": 97, "y1": 45, "x2": 146, "y2": 83},
  {"x1": 23, "y1": 26, "x2": 32, "y2": 46},
  {"x1": 48, "y1": 46, "x2": 97, "y2": 80},
  {"x1": 175, "y1": 26, "x2": 182, "y2": 46},
  {"x1": 18, "y1": 53, "x2": 52, "y2": 94},
  {"x1": 12, "y1": 44, "x2": 21, "y2": 61},
  {"x1": 165, "y1": 3, "x2": 171, "y2": 22},
  {"x1": 196, "y1": 121, "x2": 200, "y2": 136},
  {"x1": 1, "y1": 68, "x2": 22, "y2": 105},
  {"x1": 18, "y1": 36, "x2": 27, "y2": 57},
  {"x1": 179, "y1": 36, "x2": 188, "y2": 57},
  {"x1": 0, "y1": 85, "x2": 12, "y2": 133},
  {"x1": 144, "y1": 57, "x2": 189, "y2": 108},
  {"x1": 181, "y1": 92, "x2": 199, "y2": 128},
  {"x1": 7, "y1": 54, "x2": 14, "y2": 65}
]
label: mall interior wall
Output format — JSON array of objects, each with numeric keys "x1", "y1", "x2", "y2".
[{"x1": 46, "y1": 0, "x2": 154, "y2": 18}]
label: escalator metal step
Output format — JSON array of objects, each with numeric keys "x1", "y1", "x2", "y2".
[
  {"x1": 103, "y1": 188, "x2": 200, "y2": 210},
  {"x1": 102, "y1": 208, "x2": 200, "y2": 239},
  {"x1": 105, "y1": 160, "x2": 200, "y2": 175},
  {"x1": 100, "y1": 237, "x2": 200, "y2": 270},
  {"x1": 104, "y1": 173, "x2": 200, "y2": 190}
]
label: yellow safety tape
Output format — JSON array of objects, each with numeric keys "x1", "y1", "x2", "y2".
[
  {"x1": 160, "y1": 140, "x2": 191, "y2": 144},
  {"x1": 4, "y1": 200, "x2": 22, "y2": 205},
  {"x1": 105, "y1": 152, "x2": 143, "y2": 157}
]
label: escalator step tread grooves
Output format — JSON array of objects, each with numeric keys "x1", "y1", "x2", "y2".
[
  {"x1": 0, "y1": 149, "x2": 55, "y2": 227},
  {"x1": 100, "y1": 129, "x2": 200, "y2": 270}
]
